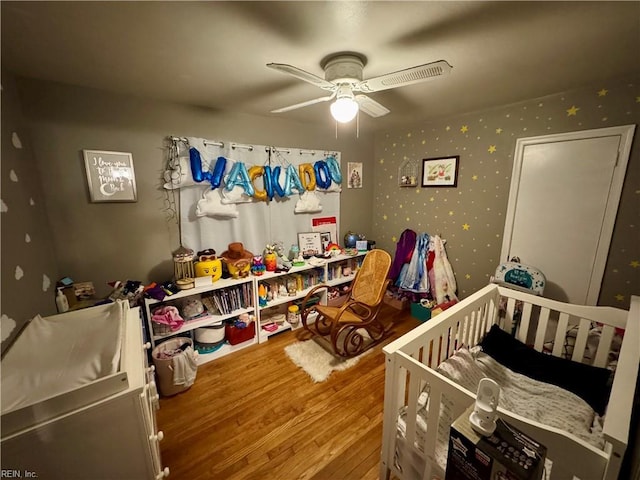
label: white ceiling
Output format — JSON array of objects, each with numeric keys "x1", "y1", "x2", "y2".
[{"x1": 2, "y1": 1, "x2": 639, "y2": 131}]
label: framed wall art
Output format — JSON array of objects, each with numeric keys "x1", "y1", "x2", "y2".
[
  {"x1": 297, "y1": 232, "x2": 322, "y2": 257},
  {"x1": 347, "y1": 162, "x2": 362, "y2": 189},
  {"x1": 421, "y1": 155, "x2": 459, "y2": 188},
  {"x1": 83, "y1": 150, "x2": 138, "y2": 202}
]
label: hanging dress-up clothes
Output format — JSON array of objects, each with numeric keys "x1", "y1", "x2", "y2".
[
  {"x1": 430, "y1": 235, "x2": 458, "y2": 304},
  {"x1": 388, "y1": 229, "x2": 417, "y2": 282},
  {"x1": 398, "y1": 233, "x2": 430, "y2": 293}
]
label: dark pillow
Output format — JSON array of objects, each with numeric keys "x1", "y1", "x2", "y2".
[{"x1": 479, "y1": 324, "x2": 612, "y2": 415}]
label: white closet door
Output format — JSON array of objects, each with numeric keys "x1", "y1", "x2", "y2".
[{"x1": 502, "y1": 126, "x2": 634, "y2": 305}]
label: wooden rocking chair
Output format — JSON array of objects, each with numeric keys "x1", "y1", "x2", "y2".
[{"x1": 300, "y1": 249, "x2": 392, "y2": 357}]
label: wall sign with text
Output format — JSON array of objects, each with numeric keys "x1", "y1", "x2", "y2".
[{"x1": 83, "y1": 150, "x2": 138, "y2": 202}]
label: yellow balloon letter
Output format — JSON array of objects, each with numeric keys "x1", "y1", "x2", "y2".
[
  {"x1": 249, "y1": 165, "x2": 267, "y2": 201},
  {"x1": 298, "y1": 163, "x2": 316, "y2": 191}
]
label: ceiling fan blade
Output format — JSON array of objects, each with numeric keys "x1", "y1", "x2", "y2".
[
  {"x1": 355, "y1": 95, "x2": 390, "y2": 118},
  {"x1": 355, "y1": 60, "x2": 452, "y2": 93},
  {"x1": 267, "y1": 63, "x2": 336, "y2": 91},
  {"x1": 270, "y1": 92, "x2": 337, "y2": 113}
]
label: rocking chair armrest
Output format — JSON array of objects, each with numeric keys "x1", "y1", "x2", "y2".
[{"x1": 300, "y1": 284, "x2": 330, "y2": 311}]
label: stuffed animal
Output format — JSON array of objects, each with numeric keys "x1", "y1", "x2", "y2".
[{"x1": 252, "y1": 256, "x2": 266, "y2": 276}]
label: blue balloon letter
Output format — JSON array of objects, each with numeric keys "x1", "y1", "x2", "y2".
[
  {"x1": 225, "y1": 162, "x2": 255, "y2": 197},
  {"x1": 314, "y1": 160, "x2": 331, "y2": 189},
  {"x1": 326, "y1": 156, "x2": 342, "y2": 184}
]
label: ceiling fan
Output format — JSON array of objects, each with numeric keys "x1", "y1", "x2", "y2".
[{"x1": 267, "y1": 52, "x2": 452, "y2": 123}]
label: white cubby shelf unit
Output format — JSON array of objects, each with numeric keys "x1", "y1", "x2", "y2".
[{"x1": 143, "y1": 252, "x2": 366, "y2": 365}]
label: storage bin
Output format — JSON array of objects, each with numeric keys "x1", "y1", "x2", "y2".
[
  {"x1": 225, "y1": 321, "x2": 256, "y2": 345},
  {"x1": 384, "y1": 293, "x2": 409, "y2": 310},
  {"x1": 194, "y1": 322, "x2": 225, "y2": 344},
  {"x1": 151, "y1": 337, "x2": 197, "y2": 397},
  {"x1": 410, "y1": 302, "x2": 432, "y2": 322},
  {"x1": 152, "y1": 321, "x2": 173, "y2": 336}
]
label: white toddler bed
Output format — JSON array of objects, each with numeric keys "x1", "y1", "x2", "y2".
[{"x1": 380, "y1": 284, "x2": 639, "y2": 480}]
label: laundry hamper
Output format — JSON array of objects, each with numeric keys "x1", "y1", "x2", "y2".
[{"x1": 151, "y1": 336, "x2": 197, "y2": 397}]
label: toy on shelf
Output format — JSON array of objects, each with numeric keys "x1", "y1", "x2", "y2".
[
  {"x1": 273, "y1": 241, "x2": 292, "y2": 270},
  {"x1": 173, "y1": 246, "x2": 195, "y2": 283},
  {"x1": 195, "y1": 248, "x2": 222, "y2": 282},
  {"x1": 251, "y1": 256, "x2": 266, "y2": 276},
  {"x1": 220, "y1": 242, "x2": 253, "y2": 278},
  {"x1": 258, "y1": 283, "x2": 268, "y2": 307},
  {"x1": 325, "y1": 242, "x2": 343, "y2": 256},
  {"x1": 263, "y1": 244, "x2": 277, "y2": 272}
]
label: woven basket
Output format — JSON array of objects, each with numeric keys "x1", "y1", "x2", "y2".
[{"x1": 152, "y1": 321, "x2": 173, "y2": 336}]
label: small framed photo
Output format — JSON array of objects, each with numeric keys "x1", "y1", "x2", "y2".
[
  {"x1": 298, "y1": 232, "x2": 323, "y2": 257},
  {"x1": 83, "y1": 150, "x2": 137, "y2": 202},
  {"x1": 421, "y1": 155, "x2": 459, "y2": 188},
  {"x1": 320, "y1": 232, "x2": 332, "y2": 251}
]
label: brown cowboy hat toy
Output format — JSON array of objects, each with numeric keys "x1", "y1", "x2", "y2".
[{"x1": 220, "y1": 242, "x2": 254, "y2": 278}]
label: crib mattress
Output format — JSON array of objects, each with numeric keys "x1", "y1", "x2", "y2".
[{"x1": 1, "y1": 301, "x2": 129, "y2": 437}]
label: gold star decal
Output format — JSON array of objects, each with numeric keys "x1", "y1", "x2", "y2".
[
  {"x1": 407, "y1": 133, "x2": 412, "y2": 137},
  {"x1": 462, "y1": 223, "x2": 470, "y2": 231},
  {"x1": 446, "y1": 126, "x2": 451, "y2": 131},
  {"x1": 383, "y1": 214, "x2": 388, "y2": 220},
  {"x1": 391, "y1": 236, "x2": 397, "y2": 243},
  {"x1": 460, "y1": 125, "x2": 469, "y2": 133},
  {"x1": 636, "y1": 96, "x2": 640, "y2": 103},
  {"x1": 465, "y1": 274, "x2": 471, "y2": 280},
  {"x1": 449, "y1": 211, "x2": 454, "y2": 216},
  {"x1": 566, "y1": 105, "x2": 580, "y2": 116},
  {"x1": 422, "y1": 140, "x2": 426, "y2": 145},
  {"x1": 597, "y1": 88, "x2": 608, "y2": 97},
  {"x1": 630, "y1": 260, "x2": 640, "y2": 268},
  {"x1": 472, "y1": 175, "x2": 478, "y2": 181},
  {"x1": 495, "y1": 128, "x2": 503, "y2": 134},
  {"x1": 430, "y1": 197, "x2": 435, "y2": 202},
  {"x1": 488, "y1": 145, "x2": 497, "y2": 154},
  {"x1": 615, "y1": 294, "x2": 625, "y2": 302},
  {"x1": 379, "y1": 158, "x2": 384, "y2": 164}
]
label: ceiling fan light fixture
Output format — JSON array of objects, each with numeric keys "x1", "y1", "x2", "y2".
[{"x1": 330, "y1": 97, "x2": 359, "y2": 123}]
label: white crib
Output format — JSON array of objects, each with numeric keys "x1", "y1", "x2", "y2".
[{"x1": 380, "y1": 284, "x2": 639, "y2": 480}]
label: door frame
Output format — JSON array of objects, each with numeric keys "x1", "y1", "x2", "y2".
[{"x1": 501, "y1": 125, "x2": 635, "y2": 304}]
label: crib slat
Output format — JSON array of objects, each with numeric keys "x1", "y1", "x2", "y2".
[
  {"x1": 534, "y1": 307, "x2": 550, "y2": 352},
  {"x1": 459, "y1": 315, "x2": 469, "y2": 348},
  {"x1": 516, "y1": 302, "x2": 533, "y2": 344},
  {"x1": 571, "y1": 318, "x2": 592, "y2": 363},
  {"x1": 469, "y1": 310, "x2": 478, "y2": 346},
  {"x1": 422, "y1": 390, "x2": 440, "y2": 462},
  {"x1": 478, "y1": 306, "x2": 488, "y2": 340},
  {"x1": 448, "y1": 324, "x2": 457, "y2": 358},
  {"x1": 504, "y1": 297, "x2": 516, "y2": 333},
  {"x1": 593, "y1": 325, "x2": 615, "y2": 368},
  {"x1": 552, "y1": 312, "x2": 570, "y2": 357},
  {"x1": 405, "y1": 372, "x2": 421, "y2": 447}
]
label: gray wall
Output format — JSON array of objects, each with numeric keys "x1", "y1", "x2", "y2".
[
  {"x1": 1, "y1": 71, "x2": 60, "y2": 349},
  {"x1": 1, "y1": 75, "x2": 374, "y2": 319},
  {"x1": 373, "y1": 75, "x2": 640, "y2": 309}
]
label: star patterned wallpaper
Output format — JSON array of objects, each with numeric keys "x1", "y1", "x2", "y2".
[{"x1": 372, "y1": 76, "x2": 639, "y2": 308}]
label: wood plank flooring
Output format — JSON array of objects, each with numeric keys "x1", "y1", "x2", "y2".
[{"x1": 157, "y1": 304, "x2": 419, "y2": 480}]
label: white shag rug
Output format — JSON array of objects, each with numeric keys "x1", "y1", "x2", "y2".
[{"x1": 284, "y1": 339, "x2": 370, "y2": 383}]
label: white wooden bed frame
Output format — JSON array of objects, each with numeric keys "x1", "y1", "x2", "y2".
[{"x1": 380, "y1": 284, "x2": 639, "y2": 480}]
